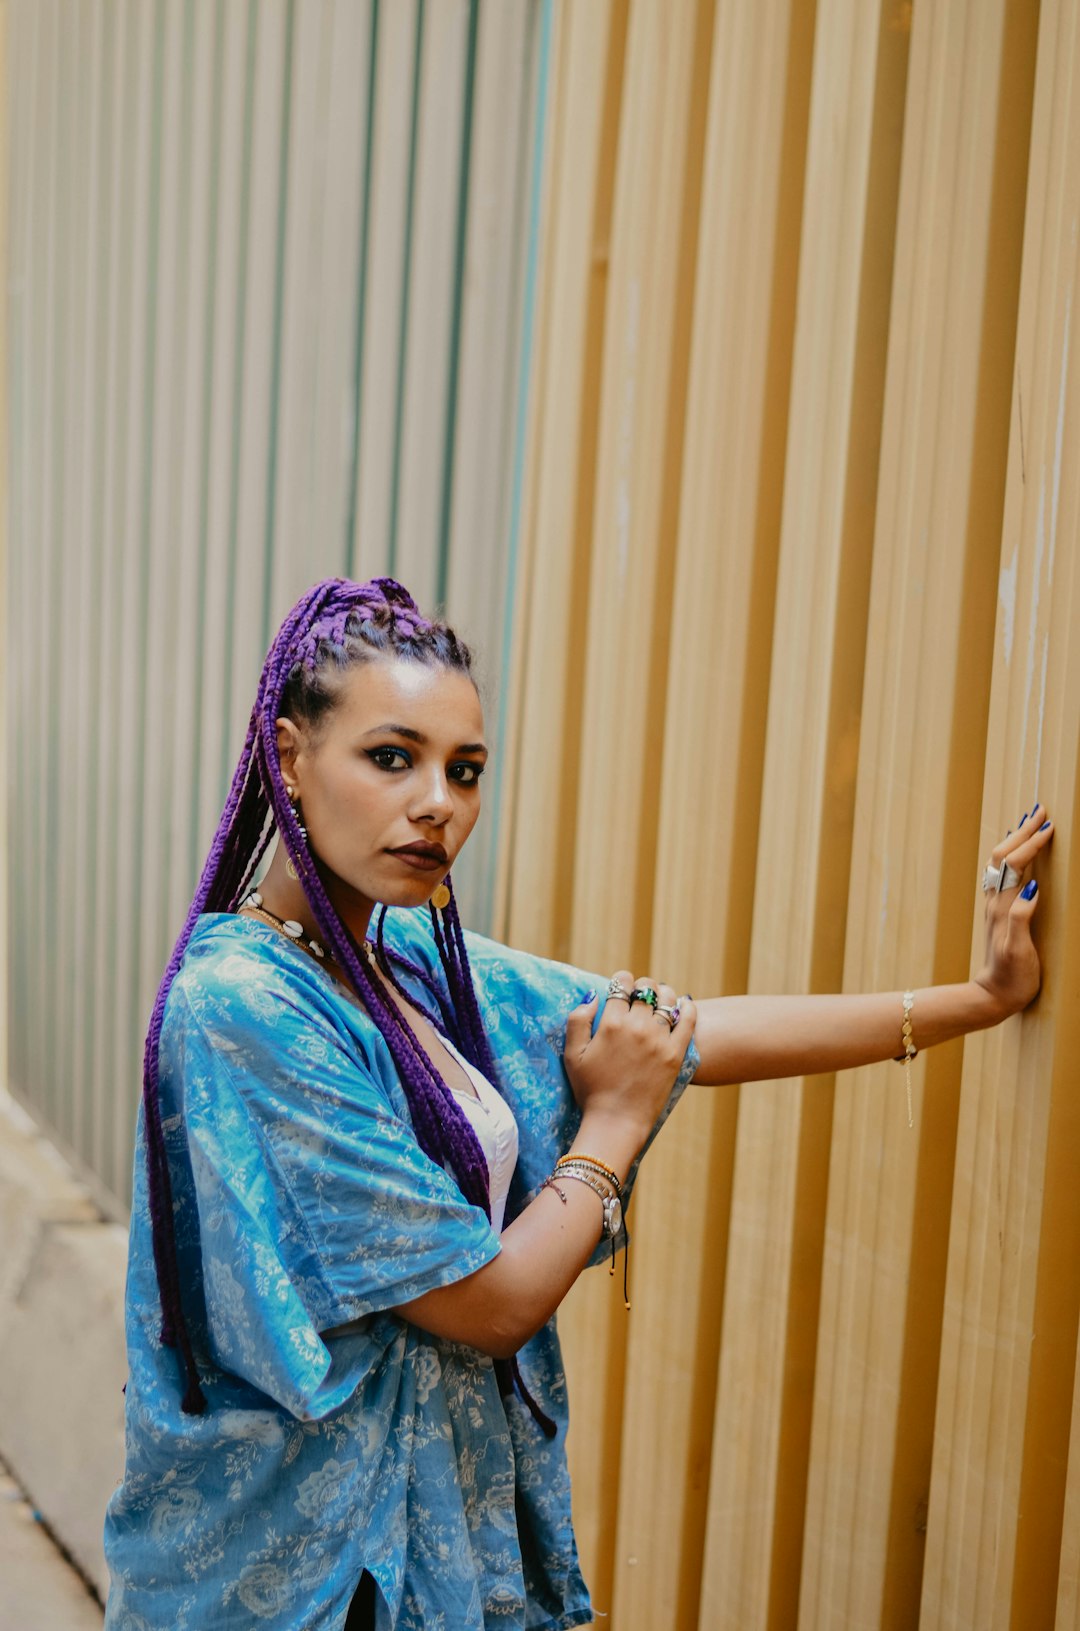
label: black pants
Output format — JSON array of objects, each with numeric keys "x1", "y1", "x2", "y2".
[{"x1": 344, "y1": 1571, "x2": 376, "y2": 1629}]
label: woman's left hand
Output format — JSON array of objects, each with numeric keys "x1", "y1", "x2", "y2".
[{"x1": 974, "y1": 803, "x2": 1054, "y2": 1020}]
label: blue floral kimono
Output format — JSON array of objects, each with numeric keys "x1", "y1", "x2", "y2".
[{"x1": 103, "y1": 909, "x2": 696, "y2": 1630}]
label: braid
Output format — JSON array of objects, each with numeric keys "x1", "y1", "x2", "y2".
[
  {"x1": 374, "y1": 907, "x2": 459, "y2": 1036},
  {"x1": 440, "y1": 885, "x2": 503, "y2": 1086},
  {"x1": 142, "y1": 577, "x2": 498, "y2": 1416}
]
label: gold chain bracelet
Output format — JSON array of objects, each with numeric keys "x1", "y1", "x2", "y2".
[{"x1": 898, "y1": 990, "x2": 916, "y2": 1128}]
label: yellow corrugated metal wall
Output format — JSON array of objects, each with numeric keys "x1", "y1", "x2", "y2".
[
  {"x1": 5, "y1": 1, "x2": 1080, "y2": 1626},
  {"x1": 496, "y1": 2, "x2": 1080, "y2": 1627}
]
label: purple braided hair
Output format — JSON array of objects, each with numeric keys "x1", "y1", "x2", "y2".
[{"x1": 141, "y1": 578, "x2": 514, "y2": 1419}]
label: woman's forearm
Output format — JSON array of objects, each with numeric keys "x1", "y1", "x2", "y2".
[
  {"x1": 690, "y1": 811, "x2": 1052, "y2": 1086},
  {"x1": 391, "y1": 1107, "x2": 648, "y2": 1358},
  {"x1": 690, "y1": 979, "x2": 1003, "y2": 1086}
]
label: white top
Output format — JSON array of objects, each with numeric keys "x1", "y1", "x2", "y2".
[{"x1": 439, "y1": 1034, "x2": 520, "y2": 1233}]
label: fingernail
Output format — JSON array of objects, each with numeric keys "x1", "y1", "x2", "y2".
[
  {"x1": 583, "y1": 989, "x2": 597, "y2": 1004},
  {"x1": 1019, "y1": 811, "x2": 1029, "y2": 825},
  {"x1": 1040, "y1": 819, "x2": 1051, "y2": 831},
  {"x1": 1021, "y1": 879, "x2": 1038, "y2": 900}
]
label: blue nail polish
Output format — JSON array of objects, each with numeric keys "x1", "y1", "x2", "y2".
[
  {"x1": 583, "y1": 989, "x2": 597, "y2": 1004},
  {"x1": 1040, "y1": 820, "x2": 1051, "y2": 831},
  {"x1": 1019, "y1": 811, "x2": 1029, "y2": 825},
  {"x1": 1021, "y1": 879, "x2": 1038, "y2": 900}
]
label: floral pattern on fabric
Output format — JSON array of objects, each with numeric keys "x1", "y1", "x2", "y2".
[{"x1": 104, "y1": 910, "x2": 697, "y2": 1629}]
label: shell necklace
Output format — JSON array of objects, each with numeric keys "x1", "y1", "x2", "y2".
[{"x1": 241, "y1": 892, "x2": 328, "y2": 963}]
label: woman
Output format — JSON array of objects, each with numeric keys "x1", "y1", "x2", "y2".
[{"x1": 104, "y1": 577, "x2": 1052, "y2": 1630}]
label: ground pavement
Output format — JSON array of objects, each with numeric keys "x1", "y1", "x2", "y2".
[{"x1": 0, "y1": 1459, "x2": 103, "y2": 1628}]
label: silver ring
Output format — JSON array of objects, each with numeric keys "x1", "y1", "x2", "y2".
[
  {"x1": 606, "y1": 977, "x2": 634, "y2": 1003},
  {"x1": 655, "y1": 1002, "x2": 680, "y2": 1031},
  {"x1": 982, "y1": 858, "x2": 1023, "y2": 894}
]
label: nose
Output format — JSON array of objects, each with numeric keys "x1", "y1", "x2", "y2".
[{"x1": 408, "y1": 767, "x2": 453, "y2": 826}]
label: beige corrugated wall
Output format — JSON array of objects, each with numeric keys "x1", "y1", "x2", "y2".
[
  {"x1": 0, "y1": 0, "x2": 7, "y2": 1115},
  {"x1": 5, "y1": 0, "x2": 550, "y2": 1210},
  {"x1": 497, "y1": 2, "x2": 1080, "y2": 1628},
  {"x1": 6, "y1": 1, "x2": 1080, "y2": 1627}
]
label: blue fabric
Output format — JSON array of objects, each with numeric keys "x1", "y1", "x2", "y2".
[{"x1": 104, "y1": 910, "x2": 697, "y2": 1630}]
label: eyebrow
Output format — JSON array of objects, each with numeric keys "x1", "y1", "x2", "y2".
[{"x1": 363, "y1": 723, "x2": 488, "y2": 755}]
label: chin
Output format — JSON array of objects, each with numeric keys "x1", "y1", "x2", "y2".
[{"x1": 375, "y1": 878, "x2": 445, "y2": 911}]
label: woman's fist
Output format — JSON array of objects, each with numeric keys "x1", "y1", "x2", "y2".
[{"x1": 564, "y1": 972, "x2": 696, "y2": 1141}]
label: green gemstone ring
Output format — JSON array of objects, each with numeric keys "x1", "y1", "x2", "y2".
[{"x1": 630, "y1": 985, "x2": 659, "y2": 1008}]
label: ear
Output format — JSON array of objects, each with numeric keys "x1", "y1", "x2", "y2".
[{"x1": 275, "y1": 716, "x2": 304, "y2": 791}]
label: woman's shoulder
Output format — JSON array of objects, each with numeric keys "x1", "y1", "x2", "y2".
[
  {"x1": 175, "y1": 911, "x2": 303, "y2": 990},
  {"x1": 462, "y1": 925, "x2": 594, "y2": 991},
  {"x1": 162, "y1": 917, "x2": 400, "y2": 1112},
  {"x1": 383, "y1": 906, "x2": 591, "y2": 992},
  {"x1": 169, "y1": 914, "x2": 367, "y2": 1038}
]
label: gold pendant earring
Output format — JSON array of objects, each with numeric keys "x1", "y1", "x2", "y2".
[
  {"x1": 284, "y1": 785, "x2": 305, "y2": 881},
  {"x1": 430, "y1": 883, "x2": 451, "y2": 911}
]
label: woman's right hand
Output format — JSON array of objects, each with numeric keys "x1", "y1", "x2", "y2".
[
  {"x1": 396, "y1": 977, "x2": 696, "y2": 1359},
  {"x1": 563, "y1": 972, "x2": 697, "y2": 1147}
]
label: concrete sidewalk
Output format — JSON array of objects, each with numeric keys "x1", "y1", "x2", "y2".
[
  {"x1": 0, "y1": 1089, "x2": 127, "y2": 1599},
  {"x1": 0, "y1": 1460, "x2": 103, "y2": 1627}
]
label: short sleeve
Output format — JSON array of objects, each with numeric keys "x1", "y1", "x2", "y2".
[{"x1": 164, "y1": 963, "x2": 501, "y2": 1419}]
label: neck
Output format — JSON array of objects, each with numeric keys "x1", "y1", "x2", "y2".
[{"x1": 257, "y1": 842, "x2": 374, "y2": 946}]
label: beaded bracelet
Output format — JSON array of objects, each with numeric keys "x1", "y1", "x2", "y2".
[{"x1": 897, "y1": 989, "x2": 916, "y2": 1128}]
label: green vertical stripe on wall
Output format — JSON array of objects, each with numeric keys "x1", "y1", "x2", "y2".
[
  {"x1": 129, "y1": 0, "x2": 199, "y2": 1179},
  {"x1": 259, "y1": 0, "x2": 296, "y2": 651},
  {"x1": 55, "y1": 0, "x2": 74, "y2": 1134},
  {"x1": 126, "y1": 0, "x2": 168, "y2": 1154},
  {"x1": 82, "y1": 0, "x2": 118, "y2": 1176},
  {"x1": 29, "y1": 0, "x2": 48, "y2": 1116},
  {"x1": 64, "y1": 0, "x2": 82, "y2": 1142},
  {"x1": 27, "y1": 2, "x2": 46, "y2": 1116},
  {"x1": 102, "y1": 1, "x2": 143, "y2": 1195},
  {"x1": 386, "y1": 0, "x2": 425, "y2": 576},
  {"x1": 4, "y1": 3, "x2": 14, "y2": 1092},
  {"x1": 188, "y1": 0, "x2": 227, "y2": 888},
  {"x1": 90, "y1": 0, "x2": 127, "y2": 1183},
  {"x1": 435, "y1": 0, "x2": 480, "y2": 609},
  {"x1": 6, "y1": 3, "x2": 28, "y2": 1096},
  {"x1": 19, "y1": 0, "x2": 39, "y2": 1114},
  {"x1": 216, "y1": 0, "x2": 258, "y2": 804},
  {"x1": 68, "y1": 0, "x2": 96, "y2": 1154},
  {"x1": 158, "y1": 0, "x2": 195, "y2": 924},
  {"x1": 43, "y1": 8, "x2": 67, "y2": 1132},
  {"x1": 345, "y1": 0, "x2": 381, "y2": 576},
  {"x1": 483, "y1": 0, "x2": 553, "y2": 932}
]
